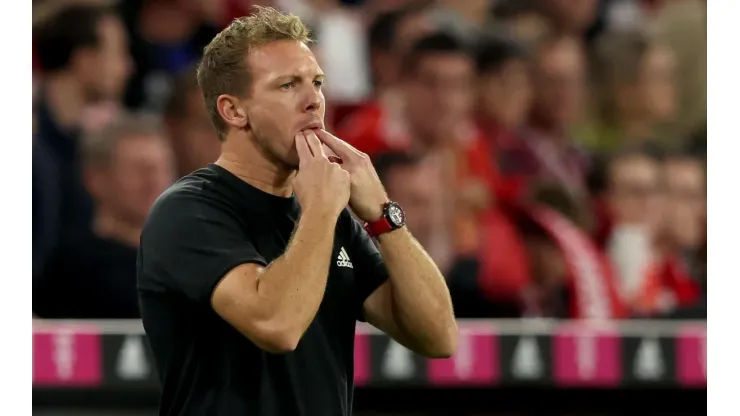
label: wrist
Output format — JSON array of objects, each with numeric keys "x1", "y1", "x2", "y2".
[
  {"x1": 300, "y1": 205, "x2": 342, "y2": 225},
  {"x1": 364, "y1": 199, "x2": 389, "y2": 222},
  {"x1": 364, "y1": 200, "x2": 406, "y2": 238}
]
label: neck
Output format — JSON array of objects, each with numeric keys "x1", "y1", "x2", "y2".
[
  {"x1": 217, "y1": 132, "x2": 295, "y2": 197},
  {"x1": 94, "y1": 209, "x2": 142, "y2": 248},
  {"x1": 43, "y1": 73, "x2": 88, "y2": 129}
]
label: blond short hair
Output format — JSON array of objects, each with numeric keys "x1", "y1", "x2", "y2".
[{"x1": 196, "y1": 6, "x2": 312, "y2": 140}]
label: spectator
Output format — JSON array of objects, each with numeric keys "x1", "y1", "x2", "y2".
[
  {"x1": 522, "y1": 31, "x2": 590, "y2": 199},
  {"x1": 515, "y1": 187, "x2": 626, "y2": 319},
  {"x1": 476, "y1": 33, "x2": 533, "y2": 134},
  {"x1": 34, "y1": 114, "x2": 175, "y2": 319},
  {"x1": 367, "y1": 0, "x2": 435, "y2": 95},
  {"x1": 32, "y1": 2, "x2": 133, "y2": 277},
  {"x1": 603, "y1": 147, "x2": 663, "y2": 305},
  {"x1": 583, "y1": 28, "x2": 677, "y2": 153},
  {"x1": 333, "y1": 0, "x2": 435, "y2": 128},
  {"x1": 373, "y1": 152, "x2": 452, "y2": 273},
  {"x1": 634, "y1": 151, "x2": 705, "y2": 316},
  {"x1": 474, "y1": 32, "x2": 535, "y2": 202},
  {"x1": 118, "y1": 0, "x2": 221, "y2": 111},
  {"x1": 652, "y1": 0, "x2": 706, "y2": 142},
  {"x1": 164, "y1": 66, "x2": 221, "y2": 178},
  {"x1": 468, "y1": 184, "x2": 626, "y2": 319},
  {"x1": 344, "y1": 30, "x2": 498, "y2": 255}
]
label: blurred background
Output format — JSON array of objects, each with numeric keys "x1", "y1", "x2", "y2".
[{"x1": 31, "y1": 0, "x2": 706, "y2": 414}]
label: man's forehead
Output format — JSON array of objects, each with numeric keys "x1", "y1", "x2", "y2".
[{"x1": 247, "y1": 40, "x2": 321, "y2": 79}]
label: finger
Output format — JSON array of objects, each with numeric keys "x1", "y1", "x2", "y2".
[
  {"x1": 295, "y1": 132, "x2": 312, "y2": 164},
  {"x1": 314, "y1": 129, "x2": 360, "y2": 161},
  {"x1": 304, "y1": 130, "x2": 327, "y2": 158}
]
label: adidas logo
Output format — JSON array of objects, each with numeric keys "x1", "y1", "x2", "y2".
[{"x1": 336, "y1": 247, "x2": 353, "y2": 268}]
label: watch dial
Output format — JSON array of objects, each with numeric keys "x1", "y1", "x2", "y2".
[{"x1": 388, "y1": 204, "x2": 405, "y2": 226}]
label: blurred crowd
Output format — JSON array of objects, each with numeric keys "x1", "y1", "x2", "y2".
[{"x1": 32, "y1": 0, "x2": 707, "y2": 321}]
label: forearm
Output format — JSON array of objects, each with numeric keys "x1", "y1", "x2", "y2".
[
  {"x1": 256, "y1": 208, "x2": 336, "y2": 338},
  {"x1": 377, "y1": 228, "x2": 457, "y2": 355}
]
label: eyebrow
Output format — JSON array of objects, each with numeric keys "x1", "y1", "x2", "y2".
[{"x1": 274, "y1": 73, "x2": 325, "y2": 84}]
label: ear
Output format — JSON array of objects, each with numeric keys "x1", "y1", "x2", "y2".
[{"x1": 216, "y1": 94, "x2": 248, "y2": 130}]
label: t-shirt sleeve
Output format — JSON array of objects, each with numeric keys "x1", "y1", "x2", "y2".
[
  {"x1": 138, "y1": 191, "x2": 266, "y2": 305},
  {"x1": 346, "y1": 212, "x2": 389, "y2": 321}
]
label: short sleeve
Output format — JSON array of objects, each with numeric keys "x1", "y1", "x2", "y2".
[
  {"x1": 138, "y1": 191, "x2": 266, "y2": 305},
  {"x1": 345, "y1": 212, "x2": 389, "y2": 321}
]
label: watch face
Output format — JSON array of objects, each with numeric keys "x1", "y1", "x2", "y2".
[{"x1": 387, "y1": 203, "x2": 405, "y2": 227}]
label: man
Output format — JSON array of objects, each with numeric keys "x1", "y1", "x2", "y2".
[
  {"x1": 32, "y1": 2, "x2": 132, "y2": 276},
  {"x1": 373, "y1": 152, "x2": 452, "y2": 273},
  {"x1": 332, "y1": 1, "x2": 435, "y2": 128},
  {"x1": 35, "y1": 113, "x2": 174, "y2": 319},
  {"x1": 137, "y1": 6, "x2": 457, "y2": 416},
  {"x1": 523, "y1": 32, "x2": 590, "y2": 199},
  {"x1": 631, "y1": 151, "x2": 704, "y2": 316},
  {"x1": 474, "y1": 32, "x2": 535, "y2": 202},
  {"x1": 476, "y1": 33, "x2": 532, "y2": 135},
  {"x1": 603, "y1": 148, "x2": 664, "y2": 304}
]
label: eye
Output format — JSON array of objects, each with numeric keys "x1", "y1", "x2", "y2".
[
  {"x1": 280, "y1": 81, "x2": 296, "y2": 90},
  {"x1": 313, "y1": 80, "x2": 323, "y2": 88}
]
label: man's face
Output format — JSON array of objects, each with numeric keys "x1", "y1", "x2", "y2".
[
  {"x1": 243, "y1": 40, "x2": 326, "y2": 168},
  {"x1": 532, "y1": 38, "x2": 585, "y2": 130},
  {"x1": 607, "y1": 155, "x2": 662, "y2": 227},
  {"x1": 383, "y1": 162, "x2": 443, "y2": 241},
  {"x1": 479, "y1": 58, "x2": 533, "y2": 128},
  {"x1": 640, "y1": 45, "x2": 677, "y2": 122},
  {"x1": 377, "y1": 11, "x2": 435, "y2": 88},
  {"x1": 81, "y1": 16, "x2": 133, "y2": 101},
  {"x1": 405, "y1": 52, "x2": 474, "y2": 140},
  {"x1": 92, "y1": 135, "x2": 174, "y2": 225},
  {"x1": 662, "y1": 159, "x2": 705, "y2": 249}
]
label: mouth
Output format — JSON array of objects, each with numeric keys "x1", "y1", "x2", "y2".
[{"x1": 300, "y1": 121, "x2": 324, "y2": 132}]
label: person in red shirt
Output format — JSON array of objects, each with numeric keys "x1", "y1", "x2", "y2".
[
  {"x1": 340, "y1": 31, "x2": 498, "y2": 257},
  {"x1": 332, "y1": 1, "x2": 436, "y2": 129},
  {"x1": 475, "y1": 185, "x2": 626, "y2": 319},
  {"x1": 635, "y1": 151, "x2": 705, "y2": 315},
  {"x1": 474, "y1": 32, "x2": 535, "y2": 203}
]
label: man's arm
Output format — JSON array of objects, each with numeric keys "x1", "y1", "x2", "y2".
[
  {"x1": 362, "y1": 228, "x2": 458, "y2": 358},
  {"x1": 211, "y1": 207, "x2": 336, "y2": 354},
  {"x1": 314, "y1": 129, "x2": 457, "y2": 359},
  {"x1": 212, "y1": 132, "x2": 350, "y2": 354}
]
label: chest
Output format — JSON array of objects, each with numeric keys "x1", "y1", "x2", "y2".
[{"x1": 246, "y1": 217, "x2": 358, "y2": 325}]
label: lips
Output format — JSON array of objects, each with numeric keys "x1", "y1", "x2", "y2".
[{"x1": 300, "y1": 121, "x2": 324, "y2": 131}]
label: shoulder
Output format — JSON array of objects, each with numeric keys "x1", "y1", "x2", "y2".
[{"x1": 143, "y1": 169, "x2": 238, "y2": 238}]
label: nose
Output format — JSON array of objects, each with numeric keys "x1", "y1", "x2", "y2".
[{"x1": 303, "y1": 86, "x2": 321, "y2": 113}]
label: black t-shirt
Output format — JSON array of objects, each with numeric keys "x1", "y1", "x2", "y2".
[
  {"x1": 33, "y1": 234, "x2": 139, "y2": 319},
  {"x1": 137, "y1": 164, "x2": 388, "y2": 416}
]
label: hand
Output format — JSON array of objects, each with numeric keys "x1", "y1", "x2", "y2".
[
  {"x1": 312, "y1": 129, "x2": 389, "y2": 222},
  {"x1": 293, "y1": 131, "x2": 351, "y2": 219}
]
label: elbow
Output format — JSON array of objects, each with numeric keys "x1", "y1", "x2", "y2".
[
  {"x1": 425, "y1": 324, "x2": 459, "y2": 359},
  {"x1": 260, "y1": 332, "x2": 300, "y2": 354},
  {"x1": 251, "y1": 321, "x2": 302, "y2": 354}
]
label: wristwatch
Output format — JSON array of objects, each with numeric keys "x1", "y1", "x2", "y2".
[{"x1": 364, "y1": 201, "x2": 406, "y2": 238}]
